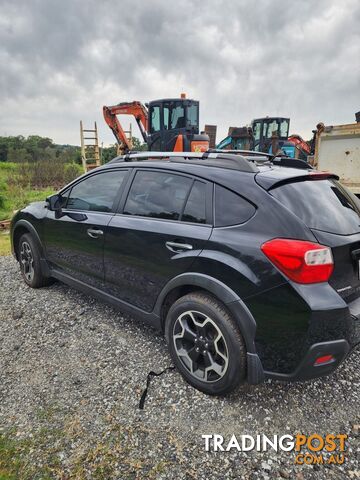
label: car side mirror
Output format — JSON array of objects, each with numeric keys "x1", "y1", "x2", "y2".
[{"x1": 46, "y1": 194, "x2": 63, "y2": 219}]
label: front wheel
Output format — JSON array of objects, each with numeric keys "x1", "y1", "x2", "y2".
[
  {"x1": 18, "y1": 233, "x2": 53, "y2": 288},
  {"x1": 165, "y1": 292, "x2": 247, "y2": 395}
]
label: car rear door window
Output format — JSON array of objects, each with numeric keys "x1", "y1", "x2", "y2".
[
  {"x1": 123, "y1": 170, "x2": 192, "y2": 220},
  {"x1": 66, "y1": 170, "x2": 128, "y2": 212},
  {"x1": 182, "y1": 180, "x2": 206, "y2": 224},
  {"x1": 270, "y1": 179, "x2": 360, "y2": 235},
  {"x1": 215, "y1": 185, "x2": 256, "y2": 227}
]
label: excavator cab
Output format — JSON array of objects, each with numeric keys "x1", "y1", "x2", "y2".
[
  {"x1": 251, "y1": 117, "x2": 290, "y2": 153},
  {"x1": 103, "y1": 94, "x2": 209, "y2": 154},
  {"x1": 148, "y1": 98, "x2": 208, "y2": 152},
  {"x1": 251, "y1": 117, "x2": 310, "y2": 160}
]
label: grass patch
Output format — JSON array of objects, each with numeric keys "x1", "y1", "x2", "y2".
[
  {"x1": 0, "y1": 163, "x2": 55, "y2": 221},
  {"x1": 0, "y1": 419, "x2": 176, "y2": 480},
  {"x1": 0, "y1": 184, "x2": 55, "y2": 221},
  {"x1": 0, "y1": 161, "x2": 81, "y2": 221},
  {"x1": 0, "y1": 233, "x2": 10, "y2": 256},
  {"x1": 0, "y1": 431, "x2": 56, "y2": 480}
]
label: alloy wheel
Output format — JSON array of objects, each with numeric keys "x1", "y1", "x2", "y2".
[
  {"x1": 172, "y1": 310, "x2": 229, "y2": 382},
  {"x1": 20, "y1": 241, "x2": 34, "y2": 282}
]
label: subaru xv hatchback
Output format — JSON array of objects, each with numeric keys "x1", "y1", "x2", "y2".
[{"x1": 11, "y1": 151, "x2": 360, "y2": 395}]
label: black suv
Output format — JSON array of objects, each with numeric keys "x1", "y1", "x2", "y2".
[{"x1": 11, "y1": 151, "x2": 360, "y2": 395}]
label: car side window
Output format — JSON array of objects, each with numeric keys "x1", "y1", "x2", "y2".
[
  {"x1": 66, "y1": 170, "x2": 128, "y2": 212},
  {"x1": 123, "y1": 170, "x2": 192, "y2": 221},
  {"x1": 182, "y1": 180, "x2": 206, "y2": 224},
  {"x1": 215, "y1": 185, "x2": 256, "y2": 227}
]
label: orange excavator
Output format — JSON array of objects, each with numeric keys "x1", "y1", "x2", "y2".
[{"x1": 103, "y1": 94, "x2": 209, "y2": 154}]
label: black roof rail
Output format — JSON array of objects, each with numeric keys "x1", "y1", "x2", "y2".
[
  {"x1": 109, "y1": 151, "x2": 259, "y2": 173},
  {"x1": 207, "y1": 148, "x2": 273, "y2": 158},
  {"x1": 169, "y1": 152, "x2": 259, "y2": 173},
  {"x1": 108, "y1": 151, "x2": 199, "y2": 164},
  {"x1": 108, "y1": 149, "x2": 311, "y2": 172},
  {"x1": 112, "y1": 151, "x2": 209, "y2": 161},
  {"x1": 207, "y1": 149, "x2": 312, "y2": 170}
]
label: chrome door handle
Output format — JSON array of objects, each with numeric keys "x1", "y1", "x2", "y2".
[
  {"x1": 87, "y1": 228, "x2": 104, "y2": 238},
  {"x1": 165, "y1": 241, "x2": 193, "y2": 253}
]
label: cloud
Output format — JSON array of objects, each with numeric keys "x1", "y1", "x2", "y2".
[{"x1": 0, "y1": 0, "x2": 359, "y2": 145}]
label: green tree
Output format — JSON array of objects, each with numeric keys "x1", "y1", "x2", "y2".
[{"x1": 132, "y1": 136, "x2": 148, "y2": 151}]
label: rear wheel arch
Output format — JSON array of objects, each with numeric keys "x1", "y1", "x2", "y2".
[
  {"x1": 160, "y1": 284, "x2": 206, "y2": 330},
  {"x1": 156, "y1": 273, "x2": 257, "y2": 353}
]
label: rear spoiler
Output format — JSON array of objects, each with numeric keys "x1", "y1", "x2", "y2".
[{"x1": 257, "y1": 171, "x2": 339, "y2": 191}]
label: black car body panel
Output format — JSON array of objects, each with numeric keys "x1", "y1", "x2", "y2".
[
  {"x1": 103, "y1": 215, "x2": 212, "y2": 311},
  {"x1": 11, "y1": 157, "x2": 360, "y2": 384}
]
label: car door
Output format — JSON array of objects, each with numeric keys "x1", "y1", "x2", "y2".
[
  {"x1": 103, "y1": 169, "x2": 213, "y2": 312},
  {"x1": 44, "y1": 168, "x2": 129, "y2": 288}
]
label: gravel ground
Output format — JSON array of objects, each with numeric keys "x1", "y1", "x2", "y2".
[{"x1": 0, "y1": 255, "x2": 359, "y2": 479}]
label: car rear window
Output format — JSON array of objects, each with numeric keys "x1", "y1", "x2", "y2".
[
  {"x1": 271, "y1": 179, "x2": 360, "y2": 235},
  {"x1": 215, "y1": 185, "x2": 256, "y2": 227}
]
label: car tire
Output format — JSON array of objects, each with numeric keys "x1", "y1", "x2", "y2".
[
  {"x1": 18, "y1": 233, "x2": 53, "y2": 288},
  {"x1": 165, "y1": 292, "x2": 247, "y2": 395}
]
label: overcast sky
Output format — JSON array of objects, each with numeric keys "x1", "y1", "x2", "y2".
[{"x1": 0, "y1": 0, "x2": 359, "y2": 146}]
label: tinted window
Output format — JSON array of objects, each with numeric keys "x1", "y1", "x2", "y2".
[
  {"x1": 271, "y1": 179, "x2": 360, "y2": 235},
  {"x1": 182, "y1": 181, "x2": 206, "y2": 224},
  {"x1": 215, "y1": 185, "x2": 256, "y2": 227},
  {"x1": 59, "y1": 189, "x2": 69, "y2": 208},
  {"x1": 123, "y1": 171, "x2": 192, "y2": 220},
  {"x1": 66, "y1": 170, "x2": 127, "y2": 212},
  {"x1": 150, "y1": 106, "x2": 160, "y2": 133}
]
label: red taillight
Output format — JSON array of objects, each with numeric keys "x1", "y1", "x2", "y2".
[
  {"x1": 261, "y1": 238, "x2": 333, "y2": 284},
  {"x1": 314, "y1": 355, "x2": 335, "y2": 366}
]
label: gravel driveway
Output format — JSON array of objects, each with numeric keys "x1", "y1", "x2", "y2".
[{"x1": 0, "y1": 255, "x2": 359, "y2": 479}]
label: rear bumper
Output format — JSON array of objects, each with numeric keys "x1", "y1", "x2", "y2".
[
  {"x1": 348, "y1": 296, "x2": 360, "y2": 348},
  {"x1": 247, "y1": 279, "x2": 360, "y2": 381},
  {"x1": 262, "y1": 298, "x2": 360, "y2": 382},
  {"x1": 247, "y1": 283, "x2": 360, "y2": 384},
  {"x1": 264, "y1": 339, "x2": 351, "y2": 381}
]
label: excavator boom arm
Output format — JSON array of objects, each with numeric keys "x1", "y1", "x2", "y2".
[{"x1": 103, "y1": 101, "x2": 148, "y2": 151}]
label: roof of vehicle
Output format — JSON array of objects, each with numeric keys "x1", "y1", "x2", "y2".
[
  {"x1": 99, "y1": 150, "x2": 329, "y2": 192},
  {"x1": 108, "y1": 151, "x2": 260, "y2": 173},
  {"x1": 101, "y1": 158, "x2": 259, "y2": 193}
]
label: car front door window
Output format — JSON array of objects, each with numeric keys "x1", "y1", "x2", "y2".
[{"x1": 66, "y1": 170, "x2": 128, "y2": 212}]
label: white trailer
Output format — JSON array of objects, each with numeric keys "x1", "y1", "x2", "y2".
[{"x1": 310, "y1": 122, "x2": 360, "y2": 195}]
